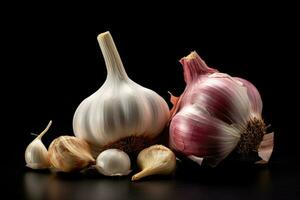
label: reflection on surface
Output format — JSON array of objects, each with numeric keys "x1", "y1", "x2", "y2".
[
  {"x1": 23, "y1": 167, "x2": 273, "y2": 200},
  {"x1": 24, "y1": 172, "x2": 50, "y2": 200},
  {"x1": 24, "y1": 172, "x2": 132, "y2": 200}
]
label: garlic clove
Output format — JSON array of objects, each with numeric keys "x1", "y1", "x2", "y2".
[
  {"x1": 25, "y1": 140, "x2": 49, "y2": 169},
  {"x1": 25, "y1": 120, "x2": 52, "y2": 169},
  {"x1": 95, "y1": 149, "x2": 131, "y2": 176},
  {"x1": 131, "y1": 145, "x2": 176, "y2": 181},
  {"x1": 48, "y1": 136, "x2": 95, "y2": 172}
]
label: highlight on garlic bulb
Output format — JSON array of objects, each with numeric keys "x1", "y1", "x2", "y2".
[
  {"x1": 25, "y1": 120, "x2": 52, "y2": 169},
  {"x1": 73, "y1": 31, "x2": 170, "y2": 153},
  {"x1": 132, "y1": 145, "x2": 176, "y2": 181},
  {"x1": 48, "y1": 136, "x2": 95, "y2": 172},
  {"x1": 95, "y1": 149, "x2": 131, "y2": 176},
  {"x1": 169, "y1": 51, "x2": 274, "y2": 167}
]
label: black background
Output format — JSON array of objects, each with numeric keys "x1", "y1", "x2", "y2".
[{"x1": 4, "y1": 1, "x2": 299, "y2": 199}]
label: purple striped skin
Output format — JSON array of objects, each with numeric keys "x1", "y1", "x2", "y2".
[
  {"x1": 170, "y1": 107, "x2": 226, "y2": 156},
  {"x1": 169, "y1": 51, "x2": 263, "y2": 166}
]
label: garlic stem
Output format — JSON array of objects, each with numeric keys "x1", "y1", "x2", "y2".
[
  {"x1": 35, "y1": 120, "x2": 52, "y2": 140},
  {"x1": 97, "y1": 31, "x2": 128, "y2": 81},
  {"x1": 180, "y1": 51, "x2": 216, "y2": 84}
]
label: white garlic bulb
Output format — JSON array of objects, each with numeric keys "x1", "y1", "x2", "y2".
[
  {"x1": 25, "y1": 121, "x2": 52, "y2": 169},
  {"x1": 132, "y1": 145, "x2": 176, "y2": 181},
  {"x1": 95, "y1": 149, "x2": 131, "y2": 176},
  {"x1": 48, "y1": 136, "x2": 95, "y2": 172},
  {"x1": 73, "y1": 31, "x2": 170, "y2": 153}
]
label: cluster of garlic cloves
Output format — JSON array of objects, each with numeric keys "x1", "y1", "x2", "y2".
[{"x1": 25, "y1": 121, "x2": 95, "y2": 172}]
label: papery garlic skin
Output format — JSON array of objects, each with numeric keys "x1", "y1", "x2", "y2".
[
  {"x1": 234, "y1": 77, "x2": 262, "y2": 115},
  {"x1": 132, "y1": 145, "x2": 176, "y2": 181},
  {"x1": 170, "y1": 104, "x2": 241, "y2": 166},
  {"x1": 25, "y1": 121, "x2": 52, "y2": 169},
  {"x1": 73, "y1": 32, "x2": 170, "y2": 152},
  {"x1": 48, "y1": 136, "x2": 95, "y2": 172},
  {"x1": 96, "y1": 149, "x2": 131, "y2": 176},
  {"x1": 169, "y1": 52, "x2": 273, "y2": 167}
]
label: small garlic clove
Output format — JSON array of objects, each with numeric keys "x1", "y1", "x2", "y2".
[
  {"x1": 95, "y1": 149, "x2": 131, "y2": 176},
  {"x1": 48, "y1": 136, "x2": 95, "y2": 172},
  {"x1": 25, "y1": 140, "x2": 49, "y2": 169},
  {"x1": 131, "y1": 145, "x2": 176, "y2": 181},
  {"x1": 25, "y1": 120, "x2": 52, "y2": 169}
]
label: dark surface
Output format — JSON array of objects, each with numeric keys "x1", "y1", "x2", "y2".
[
  {"x1": 5, "y1": 2, "x2": 299, "y2": 200},
  {"x1": 16, "y1": 156, "x2": 299, "y2": 200}
]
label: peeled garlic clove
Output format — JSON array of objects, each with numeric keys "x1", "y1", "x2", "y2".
[
  {"x1": 48, "y1": 136, "x2": 95, "y2": 172},
  {"x1": 132, "y1": 145, "x2": 176, "y2": 181},
  {"x1": 25, "y1": 121, "x2": 52, "y2": 169},
  {"x1": 95, "y1": 149, "x2": 131, "y2": 176}
]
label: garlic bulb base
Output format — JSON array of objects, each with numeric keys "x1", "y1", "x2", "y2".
[
  {"x1": 236, "y1": 117, "x2": 266, "y2": 155},
  {"x1": 89, "y1": 135, "x2": 155, "y2": 157},
  {"x1": 104, "y1": 135, "x2": 154, "y2": 154}
]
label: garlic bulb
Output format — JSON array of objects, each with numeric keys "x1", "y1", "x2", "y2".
[
  {"x1": 73, "y1": 31, "x2": 170, "y2": 153},
  {"x1": 95, "y1": 149, "x2": 131, "y2": 176},
  {"x1": 48, "y1": 136, "x2": 95, "y2": 172},
  {"x1": 169, "y1": 51, "x2": 274, "y2": 167},
  {"x1": 25, "y1": 120, "x2": 52, "y2": 169},
  {"x1": 132, "y1": 145, "x2": 176, "y2": 181}
]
